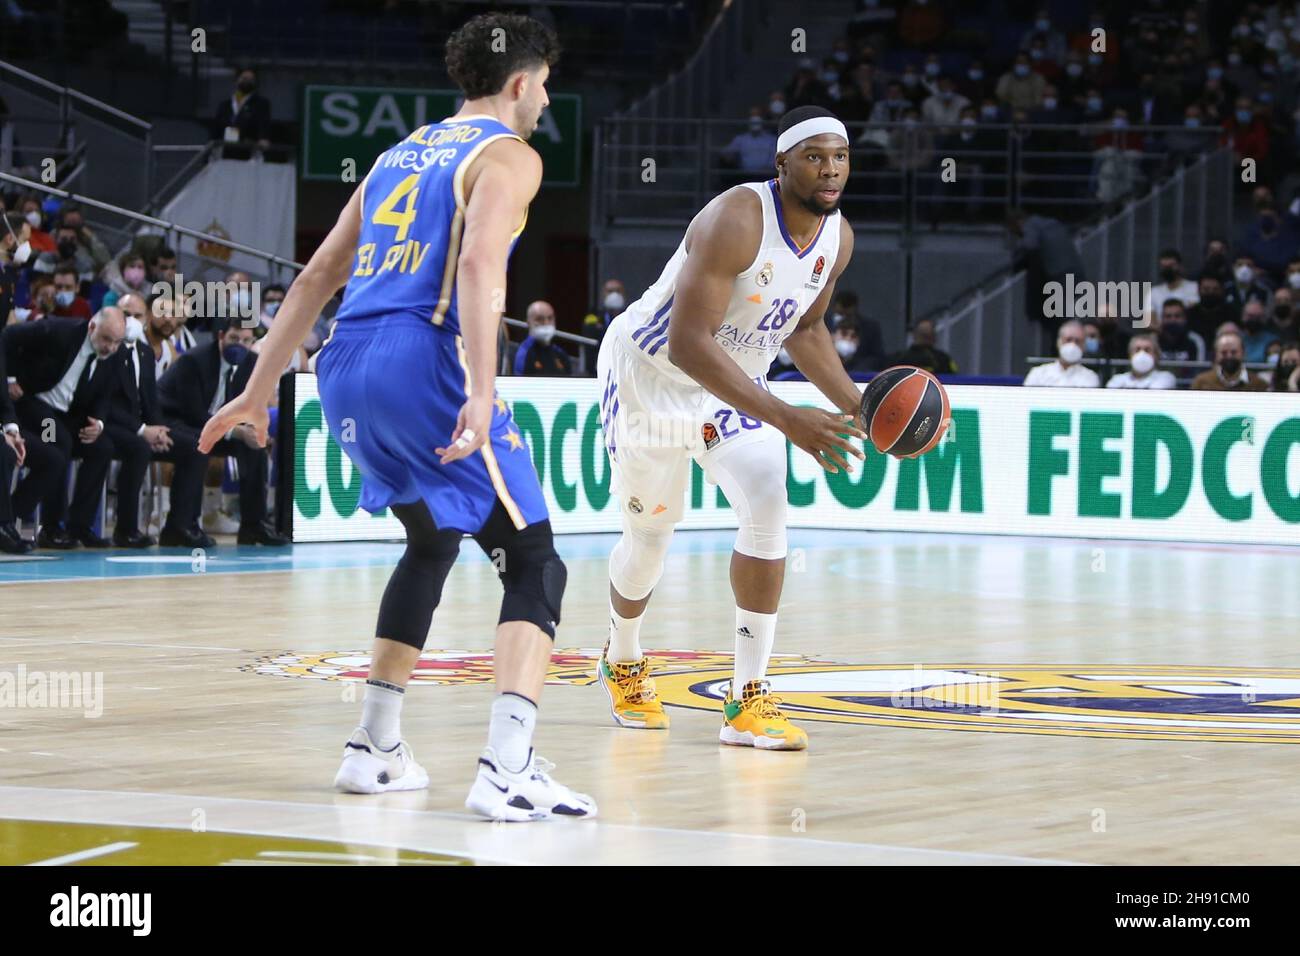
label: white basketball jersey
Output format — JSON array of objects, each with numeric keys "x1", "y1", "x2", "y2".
[{"x1": 613, "y1": 179, "x2": 842, "y2": 385}]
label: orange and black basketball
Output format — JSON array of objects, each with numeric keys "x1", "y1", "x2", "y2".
[{"x1": 859, "y1": 366, "x2": 951, "y2": 458}]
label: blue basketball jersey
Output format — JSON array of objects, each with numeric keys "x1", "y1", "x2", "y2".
[{"x1": 333, "y1": 115, "x2": 527, "y2": 334}]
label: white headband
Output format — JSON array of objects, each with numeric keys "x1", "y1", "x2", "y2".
[{"x1": 776, "y1": 116, "x2": 849, "y2": 155}]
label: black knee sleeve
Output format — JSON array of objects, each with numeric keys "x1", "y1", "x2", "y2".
[
  {"x1": 480, "y1": 517, "x2": 567, "y2": 640},
  {"x1": 377, "y1": 502, "x2": 462, "y2": 650}
]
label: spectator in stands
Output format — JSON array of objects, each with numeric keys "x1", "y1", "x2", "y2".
[
  {"x1": 1080, "y1": 88, "x2": 1107, "y2": 124},
  {"x1": 826, "y1": 291, "x2": 884, "y2": 369},
  {"x1": 1147, "y1": 248, "x2": 1200, "y2": 319},
  {"x1": 1021, "y1": 9, "x2": 1068, "y2": 64},
  {"x1": 889, "y1": 318, "x2": 956, "y2": 375},
  {"x1": 57, "y1": 204, "x2": 110, "y2": 274},
  {"x1": 213, "y1": 68, "x2": 272, "y2": 153},
  {"x1": 1164, "y1": 105, "x2": 1211, "y2": 163},
  {"x1": 960, "y1": 60, "x2": 990, "y2": 104},
  {"x1": 830, "y1": 318, "x2": 874, "y2": 375},
  {"x1": 1007, "y1": 209, "x2": 1085, "y2": 334},
  {"x1": 898, "y1": 65, "x2": 926, "y2": 109},
  {"x1": 1224, "y1": 97, "x2": 1271, "y2": 174},
  {"x1": 866, "y1": 82, "x2": 910, "y2": 129},
  {"x1": 1237, "y1": 189, "x2": 1300, "y2": 281},
  {"x1": 1271, "y1": 341, "x2": 1300, "y2": 392},
  {"x1": 102, "y1": 252, "x2": 149, "y2": 308},
  {"x1": 1024, "y1": 320, "x2": 1100, "y2": 387},
  {"x1": 17, "y1": 196, "x2": 55, "y2": 254},
  {"x1": 1240, "y1": 299, "x2": 1278, "y2": 364},
  {"x1": 1106, "y1": 334, "x2": 1177, "y2": 389},
  {"x1": 51, "y1": 263, "x2": 92, "y2": 320},
  {"x1": 1188, "y1": 275, "x2": 1236, "y2": 342},
  {"x1": 1156, "y1": 298, "x2": 1204, "y2": 365},
  {"x1": 147, "y1": 246, "x2": 178, "y2": 289},
  {"x1": 921, "y1": 76, "x2": 968, "y2": 127},
  {"x1": 513, "y1": 300, "x2": 572, "y2": 377},
  {"x1": 256, "y1": 284, "x2": 286, "y2": 334},
  {"x1": 1286, "y1": 257, "x2": 1300, "y2": 292},
  {"x1": 1081, "y1": 320, "x2": 1106, "y2": 362},
  {"x1": 53, "y1": 222, "x2": 96, "y2": 282},
  {"x1": 581, "y1": 277, "x2": 624, "y2": 375},
  {"x1": 1026, "y1": 36, "x2": 1060, "y2": 82},
  {"x1": 1272, "y1": 287, "x2": 1297, "y2": 343},
  {"x1": 1058, "y1": 53, "x2": 1089, "y2": 110},
  {"x1": 157, "y1": 318, "x2": 288, "y2": 546},
  {"x1": 3, "y1": 310, "x2": 125, "y2": 548},
  {"x1": 767, "y1": 91, "x2": 786, "y2": 121},
  {"x1": 719, "y1": 108, "x2": 777, "y2": 178},
  {"x1": 1230, "y1": 255, "x2": 1274, "y2": 307},
  {"x1": 1191, "y1": 330, "x2": 1267, "y2": 391},
  {"x1": 1091, "y1": 303, "x2": 1131, "y2": 360},
  {"x1": 0, "y1": 339, "x2": 32, "y2": 553},
  {"x1": 104, "y1": 293, "x2": 186, "y2": 547},
  {"x1": 785, "y1": 59, "x2": 831, "y2": 110},
  {"x1": 996, "y1": 54, "x2": 1046, "y2": 112}
]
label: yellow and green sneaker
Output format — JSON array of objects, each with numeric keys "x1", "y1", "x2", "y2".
[
  {"x1": 720, "y1": 680, "x2": 808, "y2": 750},
  {"x1": 598, "y1": 650, "x2": 670, "y2": 729}
]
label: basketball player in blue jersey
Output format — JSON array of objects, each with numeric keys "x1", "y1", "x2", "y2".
[
  {"x1": 596, "y1": 107, "x2": 869, "y2": 750},
  {"x1": 200, "y1": 14, "x2": 595, "y2": 821}
]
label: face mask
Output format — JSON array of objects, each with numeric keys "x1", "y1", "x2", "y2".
[
  {"x1": 769, "y1": 100, "x2": 785, "y2": 114},
  {"x1": 1185, "y1": 23, "x2": 1197, "y2": 34},
  {"x1": 1259, "y1": 92, "x2": 1274, "y2": 104},
  {"x1": 1058, "y1": 341, "x2": 1083, "y2": 364},
  {"x1": 1243, "y1": 314, "x2": 1263, "y2": 331},
  {"x1": 1160, "y1": 267, "x2": 1179, "y2": 283},
  {"x1": 532, "y1": 324, "x2": 556, "y2": 345},
  {"x1": 124, "y1": 266, "x2": 145, "y2": 286},
  {"x1": 264, "y1": 300, "x2": 282, "y2": 319},
  {"x1": 1288, "y1": 273, "x2": 1300, "y2": 289},
  {"x1": 24, "y1": 211, "x2": 41, "y2": 229},
  {"x1": 54, "y1": 290, "x2": 75, "y2": 308},
  {"x1": 222, "y1": 343, "x2": 250, "y2": 366},
  {"x1": 11, "y1": 241, "x2": 31, "y2": 266},
  {"x1": 833, "y1": 51, "x2": 849, "y2": 64},
  {"x1": 1130, "y1": 350, "x2": 1155, "y2": 374},
  {"x1": 1086, "y1": 98, "x2": 1102, "y2": 112},
  {"x1": 1267, "y1": 352, "x2": 1280, "y2": 367},
  {"x1": 1112, "y1": 117, "x2": 1128, "y2": 129},
  {"x1": 1275, "y1": 305, "x2": 1293, "y2": 320},
  {"x1": 960, "y1": 117, "x2": 977, "y2": 127},
  {"x1": 903, "y1": 73, "x2": 919, "y2": 86},
  {"x1": 603, "y1": 292, "x2": 625, "y2": 312},
  {"x1": 981, "y1": 106, "x2": 998, "y2": 119},
  {"x1": 57, "y1": 240, "x2": 78, "y2": 259},
  {"x1": 1228, "y1": 53, "x2": 1242, "y2": 65},
  {"x1": 1162, "y1": 321, "x2": 1187, "y2": 340},
  {"x1": 1066, "y1": 63, "x2": 1083, "y2": 77},
  {"x1": 1014, "y1": 64, "x2": 1030, "y2": 77},
  {"x1": 821, "y1": 71, "x2": 839, "y2": 85},
  {"x1": 124, "y1": 316, "x2": 144, "y2": 343},
  {"x1": 1030, "y1": 50, "x2": 1044, "y2": 61},
  {"x1": 1236, "y1": 110, "x2": 1252, "y2": 124},
  {"x1": 1207, "y1": 67, "x2": 1223, "y2": 80},
  {"x1": 777, "y1": 347, "x2": 792, "y2": 366},
  {"x1": 1200, "y1": 292, "x2": 1222, "y2": 308},
  {"x1": 1220, "y1": 357, "x2": 1242, "y2": 376},
  {"x1": 968, "y1": 69, "x2": 983, "y2": 81},
  {"x1": 1088, "y1": 53, "x2": 1102, "y2": 66},
  {"x1": 1261, "y1": 64, "x2": 1276, "y2": 76},
  {"x1": 1234, "y1": 265, "x2": 1253, "y2": 285},
  {"x1": 15, "y1": 307, "x2": 31, "y2": 321},
  {"x1": 1036, "y1": 19, "x2": 1050, "y2": 32},
  {"x1": 834, "y1": 338, "x2": 857, "y2": 359},
  {"x1": 1084, "y1": 336, "x2": 1100, "y2": 354},
  {"x1": 236, "y1": 79, "x2": 255, "y2": 94},
  {"x1": 748, "y1": 118, "x2": 763, "y2": 133},
  {"x1": 1184, "y1": 117, "x2": 1201, "y2": 127},
  {"x1": 925, "y1": 63, "x2": 940, "y2": 76}
]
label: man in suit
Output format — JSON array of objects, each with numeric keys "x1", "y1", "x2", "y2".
[
  {"x1": 212, "y1": 68, "x2": 272, "y2": 154},
  {"x1": 2, "y1": 310, "x2": 125, "y2": 548},
  {"x1": 0, "y1": 335, "x2": 34, "y2": 553},
  {"x1": 106, "y1": 293, "x2": 209, "y2": 548},
  {"x1": 157, "y1": 318, "x2": 288, "y2": 546}
]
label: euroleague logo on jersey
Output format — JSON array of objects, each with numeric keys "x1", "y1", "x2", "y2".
[{"x1": 806, "y1": 255, "x2": 826, "y2": 290}]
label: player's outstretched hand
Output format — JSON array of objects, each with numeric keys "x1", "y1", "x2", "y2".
[
  {"x1": 437, "y1": 395, "x2": 493, "y2": 465},
  {"x1": 199, "y1": 395, "x2": 270, "y2": 452},
  {"x1": 780, "y1": 405, "x2": 866, "y2": 475}
]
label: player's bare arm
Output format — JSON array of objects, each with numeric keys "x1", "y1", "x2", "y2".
[
  {"x1": 669, "y1": 188, "x2": 864, "y2": 473},
  {"x1": 198, "y1": 186, "x2": 363, "y2": 452},
  {"x1": 436, "y1": 137, "x2": 542, "y2": 464},
  {"x1": 782, "y1": 218, "x2": 863, "y2": 422}
]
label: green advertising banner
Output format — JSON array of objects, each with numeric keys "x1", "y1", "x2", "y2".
[
  {"x1": 301, "y1": 85, "x2": 581, "y2": 186},
  {"x1": 293, "y1": 374, "x2": 1300, "y2": 546}
]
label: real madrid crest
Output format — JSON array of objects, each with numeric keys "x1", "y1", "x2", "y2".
[
  {"x1": 627, "y1": 497, "x2": 644, "y2": 514},
  {"x1": 756, "y1": 262, "x2": 774, "y2": 287}
]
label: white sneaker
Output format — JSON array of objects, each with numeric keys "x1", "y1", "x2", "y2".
[
  {"x1": 465, "y1": 747, "x2": 597, "y2": 822},
  {"x1": 333, "y1": 727, "x2": 429, "y2": 794},
  {"x1": 203, "y1": 509, "x2": 241, "y2": 534}
]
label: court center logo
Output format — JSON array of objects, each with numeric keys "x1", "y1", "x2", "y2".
[{"x1": 245, "y1": 653, "x2": 1300, "y2": 744}]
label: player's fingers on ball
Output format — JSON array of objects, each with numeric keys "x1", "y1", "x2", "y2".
[{"x1": 823, "y1": 446, "x2": 853, "y2": 473}]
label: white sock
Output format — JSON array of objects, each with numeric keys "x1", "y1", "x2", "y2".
[
  {"x1": 360, "y1": 678, "x2": 405, "y2": 751},
  {"x1": 608, "y1": 603, "x2": 644, "y2": 663},
  {"x1": 489, "y1": 693, "x2": 537, "y2": 773},
  {"x1": 733, "y1": 607, "x2": 777, "y2": 696}
]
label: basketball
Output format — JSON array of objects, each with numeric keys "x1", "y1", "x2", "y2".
[{"x1": 859, "y1": 366, "x2": 951, "y2": 458}]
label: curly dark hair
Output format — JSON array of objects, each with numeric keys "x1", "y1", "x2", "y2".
[{"x1": 445, "y1": 13, "x2": 561, "y2": 100}]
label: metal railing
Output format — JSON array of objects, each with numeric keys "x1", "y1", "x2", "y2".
[
  {"x1": 929, "y1": 146, "x2": 1234, "y2": 377},
  {"x1": 593, "y1": 117, "x2": 1224, "y2": 231}
]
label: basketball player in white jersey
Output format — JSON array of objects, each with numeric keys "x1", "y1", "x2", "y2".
[{"x1": 596, "y1": 106, "x2": 867, "y2": 749}]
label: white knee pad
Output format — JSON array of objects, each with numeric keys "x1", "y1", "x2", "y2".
[
  {"x1": 706, "y1": 438, "x2": 788, "y2": 560},
  {"x1": 609, "y1": 516, "x2": 675, "y2": 601}
]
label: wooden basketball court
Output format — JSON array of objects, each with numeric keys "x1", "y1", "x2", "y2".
[{"x1": 2, "y1": 528, "x2": 1297, "y2": 865}]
